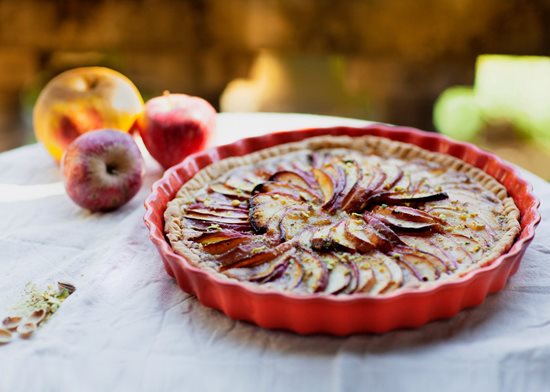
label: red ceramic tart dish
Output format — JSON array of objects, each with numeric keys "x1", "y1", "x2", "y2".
[{"x1": 144, "y1": 125, "x2": 540, "y2": 335}]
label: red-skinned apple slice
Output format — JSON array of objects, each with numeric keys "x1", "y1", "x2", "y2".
[
  {"x1": 183, "y1": 211, "x2": 249, "y2": 225},
  {"x1": 249, "y1": 192, "x2": 304, "y2": 233},
  {"x1": 185, "y1": 206, "x2": 249, "y2": 220},
  {"x1": 372, "y1": 191, "x2": 449, "y2": 205},
  {"x1": 371, "y1": 206, "x2": 441, "y2": 232},
  {"x1": 197, "y1": 193, "x2": 247, "y2": 209},
  {"x1": 342, "y1": 258, "x2": 360, "y2": 294},
  {"x1": 362, "y1": 212, "x2": 406, "y2": 251},
  {"x1": 194, "y1": 230, "x2": 249, "y2": 245},
  {"x1": 342, "y1": 167, "x2": 386, "y2": 212},
  {"x1": 265, "y1": 207, "x2": 289, "y2": 242},
  {"x1": 219, "y1": 241, "x2": 294, "y2": 271},
  {"x1": 202, "y1": 236, "x2": 252, "y2": 255},
  {"x1": 324, "y1": 262, "x2": 352, "y2": 294},
  {"x1": 225, "y1": 176, "x2": 258, "y2": 193},
  {"x1": 279, "y1": 206, "x2": 311, "y2": 241},
  {"x1": 344, "y1": 215, "x2": 378, "y2": 253},
  {"x1": 337, "y1": 161, "x2": 361, "y2": 210},
  {"x1": 354, "y1": 259, "x2": 376, "y2": 292},
  {"x1": 395, "y1": 250, "x2": 445, "y2": 282},
  {"x1": 269, "y1": 255, "x2": 304, "y2": 290},
  {"x1": 311, "y1": 224, "x2": 335, "y2": 251},
  {"x1": 312, "y1": 168, "x2": 335, "y2": 205},
  {"x1": 225, "y1": 250, "x2": 293, "y2": 283},
  {"x1": 252, "y1": 181, "x2": 319, "y2": 202},
  {"x1": 270, "y1": 170, "x2": 312, "y2": 189},
  {"x1": 322, "y1": 164, "x2": 346, "y2": 211},
  {"x1": 359, "y1": 256, "x2": 394, "y2": 294},
  {"x1": 327, "y1": 220, "x2": 357, "y2": 252},
  {"x1": 296, "y1": 249, "x2": 328, "y2": 293},
  {"x1": 183, "y1": 218, "x2": 252, "y2": 233},
  {"x1": 208, "y1": 182, "x2": 250, "y2": 199},
  {"x1": 380, "y1": 164, "x2": 404, "y2": 190}
]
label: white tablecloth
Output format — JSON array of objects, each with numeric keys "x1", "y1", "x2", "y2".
[{"x1": 1, "y1": 113, "x2": 549, "y2": 392}]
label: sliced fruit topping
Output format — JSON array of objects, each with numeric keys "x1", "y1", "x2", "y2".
[
  {"x1": 225, "y1": 250, "x2": 292, "y2": 283},
  {"x1": 208, "y1": 182, "x2": 250, "y2": 199},
  {"x1": 269, "y1": 255, "x2": 304, "y2": 290},
  {"x1": 371, "y1": 205, "x2": 442, "y2": 232},
  {"x1": 362, "y1": 212, "x2": 406, "y2": 252},
  {"x1": 279, "y1": 206, "x2": 312, "y2": 241},
  {"x1": 185, "y1": 205, "x2": 249, "y2": 220},
  {"x1": 252, "y1": 181, "x2": 319, "y2": 202},
  {"x1": 297, "y1": 249, "x2": 328, "y2": 293},
  {"x1": 324, "y1": 262, "x2": 352, "y2": 294},
  {"x1": 354, "y1": 254, "x2": 400, "y2": 294},
  {"x1": 372, "y1": 191, "x2": 449, "y2": 205},
  {"x1": 354, "y1": 258, "x2": 375, "y2": 292},
  {"x1": 344, "y1": 215, "x2": 378, "y2": 253},
  {"x1": 310, "y1": 224, "x2": 334, "y2": 251},
  {"x1": 249, "y1": 192, "x2": 304, "y2": 233},
  {"x1": 380, "y1": 164, "x2": 404, "y2": 190},
  {"x1": 219, "y1": 241, "x2": 294, "y2": 271},
  {"x1": 322, "y1": 164, "x2": 346, "y2": 212},
  {"x1": 183, "y1": 218, "x2": 252, "y2": 233},
  {"x1": 194, "y1": 230, "x2": 249, "y2": 246},
  {"x1": 202, "y1": 236, "x2": 252, "y2": 255},
  {"x1": 312, "y1": 167, "x2": 335, "y2": 205},
  {"x1": 395, "y1": 250, "x2": 446, "y2": 282},
  {"x1": 183, "y1": 211, "x2": 249, "y2": 225},
  {"x1": 342, "y1": 167, "x2": 386, "y2": 212},
  {"x1": 196, "y1": 193, "x2": 247, "y2": 209},
  {"x1": 270, "y1": 170, "x2": 312, "y2": 189},
  {"x1": 326, "y1": 220, "x2": 357, "y2": 252}
]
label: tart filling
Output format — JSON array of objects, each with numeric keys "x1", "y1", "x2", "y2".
[{"x1": 165, "y1": 136, "x2": 520, "y2": 295}]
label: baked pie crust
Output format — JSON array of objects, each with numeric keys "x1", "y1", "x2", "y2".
[{"x1": 165, "y1": 135, "x2": 520, "y2": 295}]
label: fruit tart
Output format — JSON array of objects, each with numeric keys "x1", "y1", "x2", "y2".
[{"x1": 164, "y1": 135, "x2": 520, "y2": 295}]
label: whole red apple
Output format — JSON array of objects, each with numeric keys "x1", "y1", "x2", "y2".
[
  {"x1": 62, "y1": 129, "x2": 144, "y2": 212},
  {"x1": 34, "y1": 67, "x2": 144, "y2": 162},
  {"x1": 136, "y1": 93, "x2": 216, "y2": 169}
]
